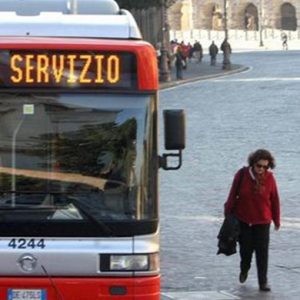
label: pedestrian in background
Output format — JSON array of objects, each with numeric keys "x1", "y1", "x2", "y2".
[
  {"x1": 180, "y1": 41, "x2": 189, "y2": 69},
  {"x1": 281, "y1": 31, "x2": 288, "y2": 50},
  {"x1": 224, "y1": 149, "x2": 281, "y2": 292},
  {"x1": 187, "y1": 42, "x2": 194, "y2": 62},
  {"x1": 209, "y1": 40, "x2": 218, "y2": 66},
  {"x1": 155, "y1": 42, "x2": 161, "y2": 68},
  {"x1": 175, "y1": 46, "x2": 184, "y2": 80},
  {"x1": 193, "y1": 40, "x2": 203, "y2": 63},
  {"x1": 221, "y1": 38, "x2": 232, "y2": 70}
]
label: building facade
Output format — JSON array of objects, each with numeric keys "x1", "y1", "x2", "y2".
[{"x1": 168, "y1": 0, "x2": 300, "y2": 32}]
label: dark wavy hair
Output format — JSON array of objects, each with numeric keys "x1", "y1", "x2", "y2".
[{"x1": 248, "y1": 149, "x2": 276, "y2": 169}]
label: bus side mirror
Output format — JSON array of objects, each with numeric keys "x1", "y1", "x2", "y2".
[{"x1": 160, "y1": 109, "x2": 186, "y2": 170}]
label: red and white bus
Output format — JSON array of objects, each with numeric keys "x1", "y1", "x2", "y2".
[{"x1": 0, "y1": 0, "x2": 185, "y2": 299}]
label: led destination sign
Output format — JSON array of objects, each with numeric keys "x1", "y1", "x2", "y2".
[{"x1": 0, "y1": 50, "x2": 137, "y2": 89}]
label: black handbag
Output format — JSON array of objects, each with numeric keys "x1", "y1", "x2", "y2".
[{"x1": 217, "y1": 167, "x2": 245, "y2": 256}]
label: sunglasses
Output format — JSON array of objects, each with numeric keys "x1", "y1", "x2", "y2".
[{"x1": 255, "y1": 163, "x2": 269, "y2": 170}]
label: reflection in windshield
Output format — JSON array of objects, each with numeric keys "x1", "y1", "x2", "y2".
[{"x1": 0, "y1": 94, "x2": 156, "y2": 225}]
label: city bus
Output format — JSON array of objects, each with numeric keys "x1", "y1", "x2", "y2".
[{"x1": 0, "y1": 0, "x2": 185, "y2": 299}]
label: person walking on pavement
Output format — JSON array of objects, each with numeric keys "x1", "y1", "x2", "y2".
[
  {"x1": 174, "y1": 46, "x2": 184, "y2": 80},
  {"x1": 281, "y1": 31, "x2": 288, "y2": 50},
  {"x1": 224, "y1": 149, "x2": 281, "y2": 292},
  {"x1": 209, "y1": 40, "x2": 218, "y2": 66},
  {"x1": 221, "y1": 38, "x2": 232, "y2": 70},
  {"x1": 193, "y1": 40, "x2": 203, "y2": 63},
  {"x1": 180, "y1": 41, "x2": 189, "y2": 70}
]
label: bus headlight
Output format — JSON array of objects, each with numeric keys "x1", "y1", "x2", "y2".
[
  {"x1": 101, "y1": 253, "x2": 159, "y2": 272},
  {"x1": 110, "y1": 255, "x2": 148, "y2": 271}
]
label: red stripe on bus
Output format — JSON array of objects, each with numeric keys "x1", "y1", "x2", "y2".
[{"x1": 0, "y1": 276, "x2": 160, "y2": 300}]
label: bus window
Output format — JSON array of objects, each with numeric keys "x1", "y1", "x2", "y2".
[{"x1": 0, "y1": 93, "x2": 156, "y2": 234}]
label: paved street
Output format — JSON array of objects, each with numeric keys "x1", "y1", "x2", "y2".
[{"x1": 159, "y1": 50, "x2": 300, "y2": 300}]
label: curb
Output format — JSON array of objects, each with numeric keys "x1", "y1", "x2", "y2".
[{"x1": 159, "y1": 65, "x2": 249, "y2": 90}]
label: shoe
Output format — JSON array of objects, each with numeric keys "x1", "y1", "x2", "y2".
[
  {"x1": 259, "y1": 283, "x2": 271, "y2": 292},
  {"x1": 239, "y1": 271, "x2": 248, "y2": 283}
]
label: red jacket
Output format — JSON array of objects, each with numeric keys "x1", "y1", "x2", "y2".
[{"x1": 225, "y1": 167, "x2": 280, "y2": 227}]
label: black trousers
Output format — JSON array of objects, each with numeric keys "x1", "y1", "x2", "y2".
[{"x1": 238, "y1": 222, "x2": 270, "y2": 285}]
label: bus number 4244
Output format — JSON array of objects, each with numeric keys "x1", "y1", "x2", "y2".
[{"x1": 8, "y1": 238, "x2": 46, "y2": 249}]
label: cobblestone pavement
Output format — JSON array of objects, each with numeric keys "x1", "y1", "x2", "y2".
[
  {"x1": 159, "y1": 50, "x2": 300, "y2": 300},
  {"x1": 159, "y1": 57, "x2": 247, "y2": 90}
]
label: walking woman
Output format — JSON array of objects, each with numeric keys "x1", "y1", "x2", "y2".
[{"x1": 224, "y1": 149, "x2": 281, "y2": 292}]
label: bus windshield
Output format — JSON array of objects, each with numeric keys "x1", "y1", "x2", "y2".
[{"x1": 0, "y1": 93, "x2": 157, "y2": 228}]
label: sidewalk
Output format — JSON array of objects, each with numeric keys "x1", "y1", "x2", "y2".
[{"x1": 159, "y1": 58, "x2": 248, "y2": 90}]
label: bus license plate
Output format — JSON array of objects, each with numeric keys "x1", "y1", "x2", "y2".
[{"x1": 8, "y1": 289, "x2": 46, "y2": 300}]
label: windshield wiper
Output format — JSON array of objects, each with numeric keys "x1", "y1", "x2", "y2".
[
  {"x1": 0, "y1": 204, "x2": 58, "y2": 210},
  {"x1": 67, "y1": 197, "x2": 115, "y2": 237},
  {"x1": 0, "y1": 191, "x2": 98, "y2": 195},
  {"x1": 0, "y1": 191, "x2": 115, "y2": 236},
  {"x1": 0, "y1": 191, "x2": 75, "y2": 209}
]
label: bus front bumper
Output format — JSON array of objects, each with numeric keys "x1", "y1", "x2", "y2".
[{"x1": 0, "y1": 276, "x2": 160, "y2": 300}]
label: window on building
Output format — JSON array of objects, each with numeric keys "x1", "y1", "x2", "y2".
[{"x1": 281, "y1": 3, "x2": 297, "y2": 31}]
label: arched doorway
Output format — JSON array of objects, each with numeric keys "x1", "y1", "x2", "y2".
[
  {"x1": 281, "y1": 3, "x2": 297, "y2": 30},
  {"x1": 211, "y1": 4, "x2": 223, "y2": 30},
  {"x1": 245, "y1": 4, "x2": 258, "y2": 30}
]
